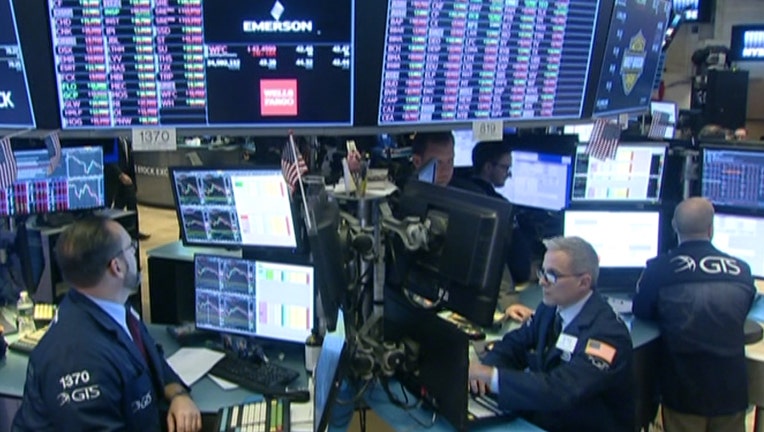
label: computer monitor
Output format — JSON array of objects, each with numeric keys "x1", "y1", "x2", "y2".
[
  {"x1": 496, "y1": 150, "x2": 573, "y2": 211},
  {"x1": 0, "y1": 0, "x2": 35, "y2": 128},
  {"x1": 170, "y1": 167, "x2": 302, "y2": 251},
  {"x1": 713, "y1": 213, "x2": 764, "y2": 279},
  {"x1": 650, "y1": 101, "x2": 677, "y2": 139},
  {"x1": 453, "y1": 129, "x2": 476, "y2": 168},
  {"x1": 377, "y1": 0, "x2": 613, "y2": 125},
  {"x1": 194, "y1": 254, "x2": 314, "y2": 344},
  {"x1": 46, "y1": 0, "x2": 355, "y2": 128},
  {"x1": 563, "y1": 209, "x2": 661, "y2": 268},
  {"x1": 571, "y1": 143, "x2": 667, "y2": 203},
  {"x1": 313, "y1": 332, "x2": 350, "y2": 432},
  {"x1": 392, "y1": 180, "x2": 512, "y2": 327},
  {"x1": 672, "y1": 0, "x2": 711, "y2": 22},
  {"x1": 592, "y1": 0, "x2": 672, "y2": 117},
  {"x1": 701, "y1": 146, "x2": 764, "y2": 211},
  {"x1": 0, "y1": 146, "x2": 105, "y2": 216},
  {"x1": 564, "y1": 124, "x2": 595, "y2": 143},
  {"x1": 730, "y1": 25, "x2": 764, "y2": 62}
]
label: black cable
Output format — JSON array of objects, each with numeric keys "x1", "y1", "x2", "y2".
[
  {"x1": 335, "y1": 379, "x2": 374, "y2": 406},
  {"x1": 379, "y1": 376, "x2": 419, "y2": 410},
  {"x1": 359, "y1": 408, "x2": 367, "y2": 432}
]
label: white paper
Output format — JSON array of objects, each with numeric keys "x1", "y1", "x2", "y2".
[
  {"x1": 208, "y1": 374, "x2": 239, "y2": 390},
  {"x1": 166, "y1": 348, "x2": 225, "y2": 387}
]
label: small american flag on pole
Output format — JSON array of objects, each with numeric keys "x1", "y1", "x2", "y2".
[
  {"x1": 281, "y1": 134, "x2": 308, "y2": 195},
  {"x1": 648, "y1": 111, "x2": 671, "y2": 140},
  {"x1": 45, "y1": 131, "x2": 62, "y2": 175},
  {"x1": 586, "y1": 118, "x2": 621, "y2": 160},
  {"x1": 0, "y1": 137, "x2": 18, "y2": 189}
]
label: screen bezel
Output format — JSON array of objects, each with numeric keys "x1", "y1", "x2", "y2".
[
  {"x1": 712, "y1": 211, "x2": 764, "y2": 279},
  {"x1": 730, "y1": 24, "x2": 764, "y2": 62},
  {"x1": 193, "y1": 253, "x2": 315, "y2": 344},
  {"x1": 699, "y1": 142, "x2": 764, "y2": 214},
  {"x1": 170, "y1": 165, "x2": 305, "y2": 253}
]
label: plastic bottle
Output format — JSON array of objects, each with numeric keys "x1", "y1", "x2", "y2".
[
  {"x1": 304, "y1": 328, "x2": 323, "y2": 375},
  {"x1": 17, "y1": 291, "x2": 36, "y2": 337}
]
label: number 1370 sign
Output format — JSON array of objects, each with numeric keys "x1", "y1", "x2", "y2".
[{"x1": 131, "y1": 128, "x2": 177, "y2": 151}]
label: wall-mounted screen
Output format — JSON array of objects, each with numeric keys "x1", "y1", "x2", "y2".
[
  {"x1": 0, "y1": 0, "x2": 35, "y2": 128},
  {"x1": 730, "y1": 25, "x2": 764, "y2": 62}
]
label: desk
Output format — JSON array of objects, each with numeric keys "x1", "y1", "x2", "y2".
[
  {"x1": 0, "y1": 324, "x2": 305, "y2": 432},
  {"x1": 147, "y1": 241, "x2": 241, "y2": 324}
]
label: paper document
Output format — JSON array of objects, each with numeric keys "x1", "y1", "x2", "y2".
[
  {"x1": 209, "y1": 374, "x2": 239, "y2": 390},
  {"x1": 166, "y1": 348, "x2": 225, "y2": 387}
]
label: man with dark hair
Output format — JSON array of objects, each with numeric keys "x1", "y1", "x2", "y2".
[
  {"x1": 470, "y1": 140, "x2": 513, "y2": 195},
  {"x1": 410, "y1": 131, "x2": 455, "y2": 187},
  {"x1": 13, "y1": 216, "x2": 201, "y2": 432},
  {"x1": 633, "y1": 197, "x2": 756, "y2": 432},
  {"x1": 469, "y1": 236, "x2": 634, "y2": 432}
]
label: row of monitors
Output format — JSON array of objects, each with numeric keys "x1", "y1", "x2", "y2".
[
  {"x1": 564, "y1": 209, "x2": 764, "y2": 278},
  {"x1": 454, "y1": 138, "x2": 668, "y2": 211},
  {"x1": 1, "y1": 0, "x2": 673, "y2": 130}
]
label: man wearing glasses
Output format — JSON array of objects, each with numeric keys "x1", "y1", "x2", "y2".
[
  {"x1": 468, "y1": 236, "x2": 634, "y2": 432},
  {"x1": 13, "y1": 217, "x2": 201, "y2": 432}
]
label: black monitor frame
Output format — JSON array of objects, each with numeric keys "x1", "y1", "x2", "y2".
[
  {"x1": 730, "y1": 24, "x2": 764, "y2": 63},
  {"x1": 390, "y1": 180, "x2": 513, "y2": 327},
  {"x1": 699, "y1": 141, "x2": 764, "y2": 215},
  {"x1": 314, "y1": 333, "x2": 352, "y2": 432},
  {"x1": 169, "y1": 165, "x2": 306, "y2": 256}
]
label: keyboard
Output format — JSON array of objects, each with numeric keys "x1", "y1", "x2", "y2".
[
  {"x1": 9, "y1": 326, "x2": 49, "y2": 354},
  {"x1": 210, "y1": 355, "x2": 300, "y2": 395},
  {"x1": 215, "y1": 399, "x2": 291, "y2": 432}
]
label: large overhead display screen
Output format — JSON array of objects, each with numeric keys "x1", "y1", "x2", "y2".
[
  {"x1": 48, "y1": 0, "x2": 354, "y2": 128},
  {"x1": 378, "y1": 0, "x2": 606, "y2": 125},
  {"x1": 0, "y1": 0, "x2": 35, "y2": 128}
]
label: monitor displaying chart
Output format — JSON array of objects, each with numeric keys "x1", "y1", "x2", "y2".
[{"x1": 47, "y1": 0, "x2": 355, "y2": 128}]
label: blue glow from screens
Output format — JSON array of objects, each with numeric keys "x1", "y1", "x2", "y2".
[{"x1": 496, "y1": 150, "x2": 572, "y2": 211}]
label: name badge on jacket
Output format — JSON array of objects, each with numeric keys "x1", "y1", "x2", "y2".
[{"x1": 556, "y1": 334, "x2": 578, "y2": 362}]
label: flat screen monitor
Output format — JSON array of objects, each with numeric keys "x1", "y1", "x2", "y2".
[
  {"x1": 194, "y1": 254, "x2": 314, "y2": 343},
  {"x1": 453, "y1": 129, "x2": 476, "y2": 168},
  {"x1": 701, "y1": 147, "x2": 764, "y2": 210},
  {"x1": 393, "y1": 180, "x2": 512, "y2": 327},
  {"x1": 672, "y1": 0, "x2": 710, "y2": 22},
  {"x1": 0, "y1": 146, "x2": 105, "y2": 216},
  {"x1": 313, "y1": 333, "x2": 350, "y2": 432},
  {"x1": 713, "y1": 213, "x2": 764, "y2": 278},
  {"x1": 571, "y1": 143, "x2": 667, "y2": 203},
  {"x1": 650, "y1": 101, "x2": 677, "y2": 139},
  {"x1": 171, "y1": 167, "x2": 300, "y2": 250},
  {"x1": 496, "y1": 150, "x2": 573, "y2": 211},
  {"x1": 730, "y1": 25, "x2": 764, "y2": 62},
  {"x1": 563, "y1": 209, "x2": 660, "y2": 268},
  {"x1": 0, "y1": 0, "x2": 35, "y2": 128},
  {"x1": 592, "y1": 0, "x2": 672, "y2": 117},
  {"x1": 377, "y1": 0, "x2": 612, "y2": 125},
  {"x1": 564, "y1": 124, "x2": 595, "y2": 143},
  {"x1": 46, "y1": 0, "x2": 355, "y2": 128}
]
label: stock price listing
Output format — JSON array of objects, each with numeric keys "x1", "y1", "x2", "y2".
[
  {"x1": 0, "y1": 0, "x2": 35, "y2": 128},
  {"x1": 48, "y1": 0, "x2": 354, "y2": 128},
  {"x1": 378, "y1": 0, "x2": 604, "y2": 125}
]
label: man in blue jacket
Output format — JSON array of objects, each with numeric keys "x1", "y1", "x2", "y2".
[
  {"x1": 13, "y1": 216, "x2": 201, "y2": 432},
  {"x1": 468, "y1": 236, "x2": 634, "y2": 432},
  {"x1": 633, "y1": 197, "x2": 756, "y2": 432}
]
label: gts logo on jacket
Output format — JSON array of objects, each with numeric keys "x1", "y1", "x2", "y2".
[{"x1": 671, "y1": 255, "x2": 741, "y2": 275}]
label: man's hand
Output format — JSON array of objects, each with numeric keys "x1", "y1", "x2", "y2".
[
  {"x1": 468, "y1": 361, "x2": 494, "y2": 396},
  {"x1": 119, "y1": 173, "x2": 133, "y2": 186},
  {"x1": 505, "y1": 304, "x2": 533, "y2": 323},
  {"x1": 166, "y1": 394, "x2": 201, "y2": 432}
]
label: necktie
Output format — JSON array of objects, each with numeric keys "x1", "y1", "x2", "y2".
[
  {"x1": 126, "y1": 308, "x2": 149, "y2": 364},
  {"x1": 546, "y1": 312, "x2": 563, "y2": 351}
]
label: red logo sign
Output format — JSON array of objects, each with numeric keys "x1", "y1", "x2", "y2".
[{"x1": 260, "y1": 79, "x2": 298, "y2": 116}]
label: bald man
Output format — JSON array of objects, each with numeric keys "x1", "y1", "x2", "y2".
[{"x1": 632, "y1": 198, "x2": 756, "y2": 432}]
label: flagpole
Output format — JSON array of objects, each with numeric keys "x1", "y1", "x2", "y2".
[{"x1": 288, "y1": 132, "x2": 312, "y2": 231}]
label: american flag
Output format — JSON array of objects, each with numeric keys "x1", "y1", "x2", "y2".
[
  {"x1": 648, "y1": 111, "x2": 671, "y2": 140},
  {"x1": 586, "y1": 119, "x2": 621, "y2": 160},
  {"x1": 0, "y1": 137, "x2": 18, "y2": 190},
  {"x1": 45, "y1": 132, "x2": 62, "y2": 174},
  {"x1": 281, "y1": 135, "x2": 308, "y2": 195}
]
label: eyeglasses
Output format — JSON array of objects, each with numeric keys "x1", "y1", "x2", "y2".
[
  {"x1": 108, "y1": 239, "x2": 138, "y2": 265},
  {"x1": 537, "y1": 268, "x2": 584, "y2": 285}
]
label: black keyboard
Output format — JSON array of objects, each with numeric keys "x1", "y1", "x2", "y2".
[{"x1": 210, "y1": 355, "x2": 300, "y2": 395}]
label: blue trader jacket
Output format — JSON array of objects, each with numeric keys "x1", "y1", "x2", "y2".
[
  {"x1": 483, "y1": 293, "x2": 634, "y2": 432},
  {"x1": 12, "y1": 289, "x2": 186, "y2": 432},
  {"x1": 633, "y1": 240, "x2": 756, "y2": 416}
]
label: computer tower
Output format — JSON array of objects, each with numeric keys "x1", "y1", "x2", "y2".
[{"x1": 704, "y1": 69, "x2": 749, "y2": 130}]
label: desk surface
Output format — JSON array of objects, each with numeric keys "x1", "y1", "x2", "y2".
[{"x1": 147, "y1": 241, "x2": 242, "y2": 262}]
